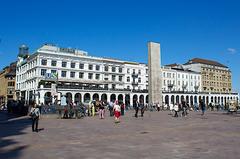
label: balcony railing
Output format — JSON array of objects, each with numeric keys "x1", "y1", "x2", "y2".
[
  {"x1": 40, "y1": 84, "x2": 149, "y2": 93},
  {"x1": 132, "y1": 82, "x2": 138, "y2": 85}
]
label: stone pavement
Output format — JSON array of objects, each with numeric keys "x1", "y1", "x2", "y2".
[{"x1": 0, "y1": 110, "x2": 240, "y2": 159}]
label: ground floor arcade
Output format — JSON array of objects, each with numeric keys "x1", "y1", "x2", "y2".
[{"x1": 31, "y1": 88, "x2": 239, "y2": 107}]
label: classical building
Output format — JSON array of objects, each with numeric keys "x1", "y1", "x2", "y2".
[
  {"x1": 15, "y1": 44, "x2": 239, "y2": 107},
  {"x1": 183, "y1": 58, "x2": 232, "y2": 93},
  {"x1": 15, "y1": 44, "x2": 148, "y2": 106},
  {"x1": 0, "y1": 62, "x2": 17, "y2": 105},
  {"x1": 162, "y1": 66, "x2": 201, "y2": 93}
]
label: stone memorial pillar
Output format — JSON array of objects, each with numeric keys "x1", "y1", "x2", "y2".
[{"x1": 148, "y1": 42, "x2": 162, "y2": 106}]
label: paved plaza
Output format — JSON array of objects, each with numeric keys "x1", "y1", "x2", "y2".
[{"x1": 0, "y1": 110, "x2": 240, "y2": 159}]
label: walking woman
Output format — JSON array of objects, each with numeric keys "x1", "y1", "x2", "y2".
[
  {"x1": 113, "y1": 100, "x2": 121, "y2": 123},
  {"x1": 99, "y1": 101, "x2": 105, "y2": 119},
  {"x1": 29, "y1": 102, "x2": 41, "y2": 132}
]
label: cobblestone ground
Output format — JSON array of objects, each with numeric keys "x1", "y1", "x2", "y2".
[{"x1": 0, "y1": 110, "x2": 240, "y2": 159}]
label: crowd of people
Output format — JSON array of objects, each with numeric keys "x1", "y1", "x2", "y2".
[
  {"x1": 168, "y1": 99, "x2": 206, "y2": 118},
  {"x1": 2, "y1": 98, "x2": 237, "y2": 133},
  {"x1": 3, "y1": 100, "x2": 29, "y2": 116}
]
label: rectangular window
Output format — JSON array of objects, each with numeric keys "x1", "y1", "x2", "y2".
[
  {"x1": 96, "y1": 65, "x2": 100, "y2": 71},
  {"x1": 70, "y1": 72, "x2": 75, "y2": 78},
  {"x1": 119, "y1": 75, "x2": 122, "y2": 82},
  {"x1": 8, "y1": 82, "x2": 15, "y2": 86},
  {"x1": 41, "y1": 59, "x2": 47, "y2": 66},
  {"x1": 104, "y1": 66, "x2": 108, "y2": 71},
  {"x1": 62, "y1": 62, "x2": 67, "y2": 67},
  {"x1": 88, "y1": 73, "x2": 93, "y2": 79},
  {"x1": 138, "y1": 70, "x2": 141, "y2": 74},
  {"x1": 61, "y1": 71, "x2": 66, "y2": 77},
  {"x1": 119, "y1": 67, "x2": 122, "y2": 73},
  {"x1": 71, "y1": 62, "x2": 75, "y2": 68},
  {"x1": 138, "y1": 77, "x2": 141, "y2": 83},
  {"x1": 51, "y1": 60, "x2": 57, "y2": 66},
  {"x1": 51, "y1": 70, "x2": 57, "y2": 74},
  {"x1": 112, "y1": 75, "x2": 116, "y2": 81},
  {"x1": 79, "y1": 63, "x2": 84, "y2": 69},
  {"x1": 127, "y1": 76, "x2": 130, "y2": 82},
  {"x1": 41, "y1": 69, "x2": 47, "y2": 76},
  {"x1": 89, "y1": 64, "x2": 93, "y2": 70},
  {"x1": 96, "y1": 74, "x2": 100, "y2": 80},
  {"x1": 79, "y1": 72, "x2": 84, "y2": 78},
  {"x1": 112, "y1": 66, "x2": 116, "y2": 72},
  {"x1": 133, "y1": 69, "x2": 135, "y2": 74},
  {"x1": 112, "y1": 84, "x2": 116, "y2": 90}
]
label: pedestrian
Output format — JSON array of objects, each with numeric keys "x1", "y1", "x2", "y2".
[
  {"x1": 120, "y1": 102, "x2": 125, "y2": 116},
  {"x1": 169, "y1": 102, "x2": 174, "y2": 115},
  {"x1": 209, "y1": 103, "x2": 213, "y2": 111},
  {"x1": 173, "y1": 103, "x2": 179, "y2": 117},
  {"x1": 109, "y1": 101, "x2": 114, "y2": 117},
  {"x1": 88, "y1": 101, "x2": 92, "y2": 116},
  {"x1": 157, "y1": 103, "x2": 160, "y2": 111},
  {"x1": 38, "y1": 103, "x2": 43, "y2": 114},
  {"x1": 194, "y1": 102, "x2": 198, "y2": 111},
  {"x1": 134, "y1": 100, "x2": 139, "y2": 118},
  {"x1": 139, "y1": 101, "x2": 145, "y2": 117},
  {"x1": 113, "y1": 100, "x2": 121, "y2": 123},
  {"x1": 63, "y1": 106, "x2": 68, "y2": 119},
  {"x1": 29, "y1": 102, "x2": 41, "y2": 132},
  {"x1": 200, "y1": 99, "x2": 206, "y2": 116},
  {"x1": 182, "y1": 101, "x2": 187, "y2": 117},
  {"x1": 92, "y1": 101, "x2": 95, "y2": 116},
  {"x1": 99, "y1": 101, "x2": 105, "y2": 119}
]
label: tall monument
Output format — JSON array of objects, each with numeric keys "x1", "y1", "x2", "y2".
[{"x1": 148, "y1": 42, "x2": 162, "y2": 105}]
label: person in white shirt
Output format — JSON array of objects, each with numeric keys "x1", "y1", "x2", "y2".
[
  {"x1": 113, "y1": 100, "x2": 121, "y2": 123},
  {"x1": 173, "y1": 103, "x2": 179, "y2": 117},
  {"x1": 30, "y1": 103, "x2": 41, "y2": 132}
]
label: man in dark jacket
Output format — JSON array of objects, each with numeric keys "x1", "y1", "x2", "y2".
[
  {"x1": 133, "y1": 100, "x2": 139, "y2": 118},
  {"x1": 200, "y1": 99, "x2": 206, "y2": 116}
]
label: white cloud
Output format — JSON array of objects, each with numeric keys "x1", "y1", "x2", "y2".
[{"x1": 227, "y1": 48, "x2": 237, "y2": 54}]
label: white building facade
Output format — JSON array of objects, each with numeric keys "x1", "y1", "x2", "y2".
[
  {"x1": 15, "y1": 44, "x2": 239, "y2": 106},
  {"x1": 162, "y1": 66, "x2": 201, "y2": 92}
]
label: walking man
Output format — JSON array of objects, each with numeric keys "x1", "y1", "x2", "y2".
[
  {"x1": 134, "y1": 100, "x2": 139, "y2": 118},
  {"x1": 182, "y1": 101, "x2": 187, "y2": 117},
  {"x1": 109, "y1": 101, "x2": 114, "y2": 116},
  {"x1": 200, "y1": 99, "x2": 206, "y2": 116},
  {"x1": 30, "y1": 103, "x2": 41, "y2": 132}
]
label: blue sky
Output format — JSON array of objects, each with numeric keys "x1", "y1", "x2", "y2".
[{"x1": 0, "y1": 0, "x2": 239, "y2": 92}]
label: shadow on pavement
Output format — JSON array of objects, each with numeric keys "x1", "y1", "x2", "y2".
[{"x1": 0, "y1": 111, "x2": 31, "y2": 159}]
